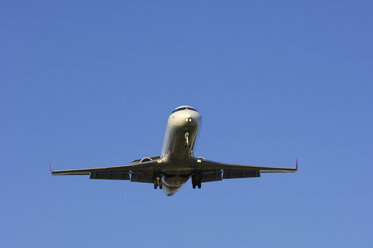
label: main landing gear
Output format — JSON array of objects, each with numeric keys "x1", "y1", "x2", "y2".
[
  {"x1": 192, "y1": 181, "x2": 201, "y2": 189},
  {"x1": 192, "y1": 174, "x2": 202, "y2": 189},
  {"x1": 153, "y1": 177, "x2": 163, "y2": 189}
]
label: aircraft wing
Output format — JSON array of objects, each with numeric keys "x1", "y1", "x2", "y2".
[
  {"x1": 50, "y1": 159, "x2": 297, "y2": 183},
  {"x1": 193, "y1": 159, "x2": 298, "y2": 182},
  {"x1": 198, "y1": 159, "x2": 298, "y2": 173},
  {"x1": 50, "y1": 160, "x2": 161, "y2": 182}
]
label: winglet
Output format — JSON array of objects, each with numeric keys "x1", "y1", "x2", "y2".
[
  {"x1": 49, "y1": 161, "x2": 52, "y2": 174},
  {"x1": 296, "y1": 158, "x2": 298, "y2": 171}
]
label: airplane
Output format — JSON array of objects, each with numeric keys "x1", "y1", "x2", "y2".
[{"x1": 51, "y1": 105, "x2": 298, "y2": 196}]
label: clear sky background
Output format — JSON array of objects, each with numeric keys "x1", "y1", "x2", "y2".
[{"x1": 1, "y1": 1, "x2": 372, "y2": 247}]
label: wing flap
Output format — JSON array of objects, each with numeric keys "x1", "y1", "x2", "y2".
[
  {"x1": 223, "y1": 170, "x2": 260, "y2": 179},
  {"x1": 201, "y1": 170, "x2": 222, "y2": 182},
  {"x1": 130, "y1": 171, "x2": 154, "y2": 183},
  {"x1": 90, "y1": 171, "x2": 130, "y2": 180},
  {"x1": 192, "y1": 169, "x2": 261, "y2": 183}
]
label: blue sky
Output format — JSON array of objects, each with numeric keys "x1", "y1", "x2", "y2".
[{"x1": 1, "y1": 1, "x2": 372, "y2": 247}]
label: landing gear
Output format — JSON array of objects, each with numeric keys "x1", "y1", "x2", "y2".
[
  {"x1": 153, "y1": 177, "x2": 163, "y2": 189},
  {"x1": 185, "y1": 131, "x2": 190, "y2": 147},
  {"x1": 192, "y1": 174, "x2": 202, "y2": 189},
  {"x1": 192, "y1": 181, "x2": 201, "y2": 189}
]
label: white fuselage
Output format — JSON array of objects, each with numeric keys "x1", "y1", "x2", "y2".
[
  {"x1": 161, "y1": 108, "x2": 201, "y2": 161},
  {"x1": 159, "y1": 108, "x2": 202, "y2": 195}
]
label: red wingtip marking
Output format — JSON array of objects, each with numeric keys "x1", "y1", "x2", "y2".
[
  {"x1": 49, "y1": 161, "x2": 52, "y2": 173},
  {"x1": 296, "y1": 158, "x2": 298, "y2": 170}
]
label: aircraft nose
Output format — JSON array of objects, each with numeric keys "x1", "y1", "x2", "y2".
[
  {"x1": 185, "y1": 112, "x2": 201, "y2": 126},
  {"x1": 172, "y1": 110, "x2": 201, "y2": 128}
]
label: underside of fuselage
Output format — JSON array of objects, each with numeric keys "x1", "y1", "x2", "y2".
[{"x1": 161, "y1": 174, "x2": 190, "y2": 196}]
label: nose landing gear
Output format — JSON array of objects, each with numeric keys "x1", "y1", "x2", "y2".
[{"x1": 185, "y1": 131, "x2": 190, "y2": 147}]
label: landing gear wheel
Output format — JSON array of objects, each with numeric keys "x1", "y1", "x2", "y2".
[
  {"x1": 185, "y1": 131, "x2": 190, "y2": 147},
  {"x1": 154, "y1": 177, "x2": 162, "y2": 189},
  {"x1": 192, "y1": 180, "x2": 201, "y2": 189},
  {"x1": 192, "y1": 173, "x2": 202, "y2": 189}
]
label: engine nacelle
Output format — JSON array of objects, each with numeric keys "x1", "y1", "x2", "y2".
[
  {"x1": 131, "y1": 156, "x2": 160, "y2": 163},
  {"x1": 139, "y1": 157, "x2": 153, "y2": 163}
]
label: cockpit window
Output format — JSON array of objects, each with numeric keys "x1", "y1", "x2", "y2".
[{"x1": 172, "y1": 107, "x2": 198, "y2": 114}]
